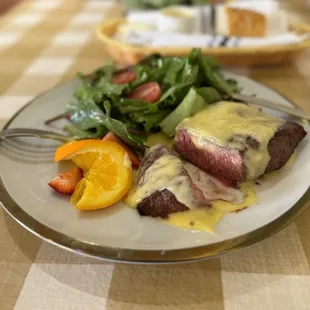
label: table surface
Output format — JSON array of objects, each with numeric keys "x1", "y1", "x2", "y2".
[{"x1": 1, "y1": 1, "x2": 310, "y2": 309}]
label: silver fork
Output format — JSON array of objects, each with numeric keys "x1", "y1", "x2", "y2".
[{"x1": 0, "y1": 128, "x2": 74, "y2": 143}]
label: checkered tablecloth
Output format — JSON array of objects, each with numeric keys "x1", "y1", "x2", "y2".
[{"x1": 1, "y1": 1, "x2": 310, "y2": 310}]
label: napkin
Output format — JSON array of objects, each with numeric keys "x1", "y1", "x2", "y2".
[{"x1": 122, "y1": 30, "x2": 309, "y2": 48}]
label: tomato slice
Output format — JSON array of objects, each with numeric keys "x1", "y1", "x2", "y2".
[
  {"x1": 111, "y1": 71, "x2": 136, "y2": 84},
  {"x1": 102, "y1": 132, "x2": 141, "y2": 169},
  {"x1": 127, "y1": 82, "x2": 161, "y2": 103}
]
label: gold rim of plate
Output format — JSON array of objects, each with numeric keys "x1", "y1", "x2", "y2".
[
  {"x1": 1, "y1": 79, "x2": 310, "y2": 263},
  {"x1": 96, "y1": 19, "x2": 310, "y2": 66}
]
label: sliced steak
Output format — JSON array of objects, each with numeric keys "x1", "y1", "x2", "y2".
[
  {"x1": 183, "y1": 162, "x2": 244, "y2": 204},
  {"x1": 137, "y1": 189, "x2": 189, "y2": 218},
  {"x1": 136, "y1": 144, "x2": 174, "y2": 188},
  {"x1": 266, "y1": 122, "x2": 306, "y2": 173},
  {"x1": 135, "y1": 145, "x2": 210, "y2": 218},
  {"x1": 174, "y1": 121, "x2": 307, "y2": 185}
]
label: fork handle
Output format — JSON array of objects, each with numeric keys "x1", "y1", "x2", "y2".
[
  {"x1": 0, "y1": 128, "x2": 72, "y2": 142},
  {"x1": 232, "y1": 93, "x2": 310, "y2": 121}
]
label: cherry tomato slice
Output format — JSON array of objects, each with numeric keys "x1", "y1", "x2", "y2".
[
  {"x1": 127, "y1": 82, "x2": 161, "y2": 103},
  {"x1": 111, "y1": 71, "x2": 136, "y2": 84},
  {"x1": 102, "y1": 132, "x2": 140, "y2": 168}
]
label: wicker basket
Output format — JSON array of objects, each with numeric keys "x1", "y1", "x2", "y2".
[{"x1": 95, "y1": 18, "x2": 310, "y2": 66}]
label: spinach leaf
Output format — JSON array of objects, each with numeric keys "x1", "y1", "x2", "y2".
[{"x1": 160, "y1": 87, "x2": 206, "y2": 137}]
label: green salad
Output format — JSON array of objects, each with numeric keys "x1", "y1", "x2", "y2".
[{"x1": 55, "y1": 48, "x2": 240, "y2": 149}]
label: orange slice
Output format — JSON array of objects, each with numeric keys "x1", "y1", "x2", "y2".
[{"x1": 54, "y1": 140, "x2": 132, "y2": 210}]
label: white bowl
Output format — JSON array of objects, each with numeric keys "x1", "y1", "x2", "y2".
[{"x1": 157, "y1": 7, "x2": 197, "y2": 34}]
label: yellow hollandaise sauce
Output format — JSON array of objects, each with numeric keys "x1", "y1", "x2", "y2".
[
  {"x1": 125, "y1": 148, "x2": 203, "y2": 210},
  {"x1": 178, "y1": 101, "x2": 284, "y2": 180},
  {"x1": 164, "y1": 153, "x2": 296, "y2": 233},
  {"x1": 165, "y1": 182, "x2": 257, "y2": 233},
  {"x1": 124, "y1": 126, "x2": 296, "y2": 233},
  {"x1": 146, "y1": 132, "x2": 172, "y2": 147},
  {"x1": 259, "y1": 150, "x2": 296, "y2": 181}
]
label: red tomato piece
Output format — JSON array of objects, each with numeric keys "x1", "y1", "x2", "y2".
[
  {"x1": 102, "y1": 132, "x2": 141, "y2": 169},
  {"x1": 111, "y1": 71, "x2": 136, "y2": 84},
  {"x1": 127, "y1": 82, "x2": 161, "y2": 103}
]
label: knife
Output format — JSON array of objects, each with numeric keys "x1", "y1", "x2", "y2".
[{"x1": 232, "y1": 93, "x2": 310, "y2": 121}]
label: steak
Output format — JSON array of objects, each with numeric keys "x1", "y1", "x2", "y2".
[
  {"x1": 137, "y1": 189, "x2": 189, "y2": 218},
  {"x1": 174, "y1": 121, "x2": 307, "y2": 185},
  {"x1": 135, "y1": 145, "x2": 210, "y2": 218},
  {"x1": 265, "y1": 122, "x2": 306, "y2": 173}
]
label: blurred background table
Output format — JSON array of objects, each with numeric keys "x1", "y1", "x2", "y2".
[{"x1": 0, "y1": 1, "x2": 310, "y2": 310}]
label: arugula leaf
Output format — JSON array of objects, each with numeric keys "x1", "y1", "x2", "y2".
[
  {"x1": 157, "y1": 59, "x2": 199, "y2": 107},
  {"x1": 178, "y1": 58, "x2": 198, "y2": 82},
  {"x1": 163, "y1": 57, "x2": 187, "y2": 85},
  {"x1": 66, "y1": 100, "x2": 106, "y2": 130},
  {"x1": 73, "y1": 81, "x2": 127, "y2": 119},
  {"x1": 96, "y1": 79, "x2": 127, "y2": 96},
  {"x1": 63, "y1": 124, "x2": 106, "y2": 139},
  {"x1": 196, "y1": 87, "x2": 222, "y2": 104},
  {"x1": 188, "y1": 48, "x2": 200, "y2": 63},
  {"x1": 131, "y1": 57, "x2": 181, "y2": 88},
  {"x1": 160, "y1": 87, "x2": 206, "y2": 137},
  {"x1": 131, "y1": 65, "x2": 154, "y2": 88},
  {"x1": 68, "y1": 100, "x2": 146, "y2": 147},
  {"x1": 197, "y1": 51, "x2": 234, "y2": 95},
  {"x1": 74, "y1": 85, "x2": 105, "y2": 104},
  {"x1": 102, "y1": 101, "x2": 145, "y2": 148},
  {"x1": 116, "y1": 98, "x2": 159, "y2": 114},
  {"x1": 226, "y1": 78, "x2": 242, "y2": 93},
  {"x1": 76, "y1": 72, "x2": 91, "y2": 87},
  {"x1": 190, "y1": 48, "x2": 220, "y2": 70},
  {"x1": 130, "y1": 109, "x2": 171, "y2": 131},
  {"x1": 157, "y1": 82, "x2": 190, "y2": 107},
  {"x1": 88, "y1": 60, "x2": 116, "y2": 85}
]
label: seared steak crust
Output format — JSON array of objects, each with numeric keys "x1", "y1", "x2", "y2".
[
  {"x1": 266, "y1": 122, "x2": 307, "y2": 173},
  {"x1": 137, "y1": 189, "x2": 189, "y2": 218}
]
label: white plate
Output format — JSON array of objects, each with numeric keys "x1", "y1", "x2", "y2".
[{"x1": 0, "y1": 73, "x2": 309, "y2": 263}]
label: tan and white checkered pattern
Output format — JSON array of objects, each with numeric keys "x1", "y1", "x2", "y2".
[{"x1": 1, "y1": 1, "x2": 310, "y2": 310}]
